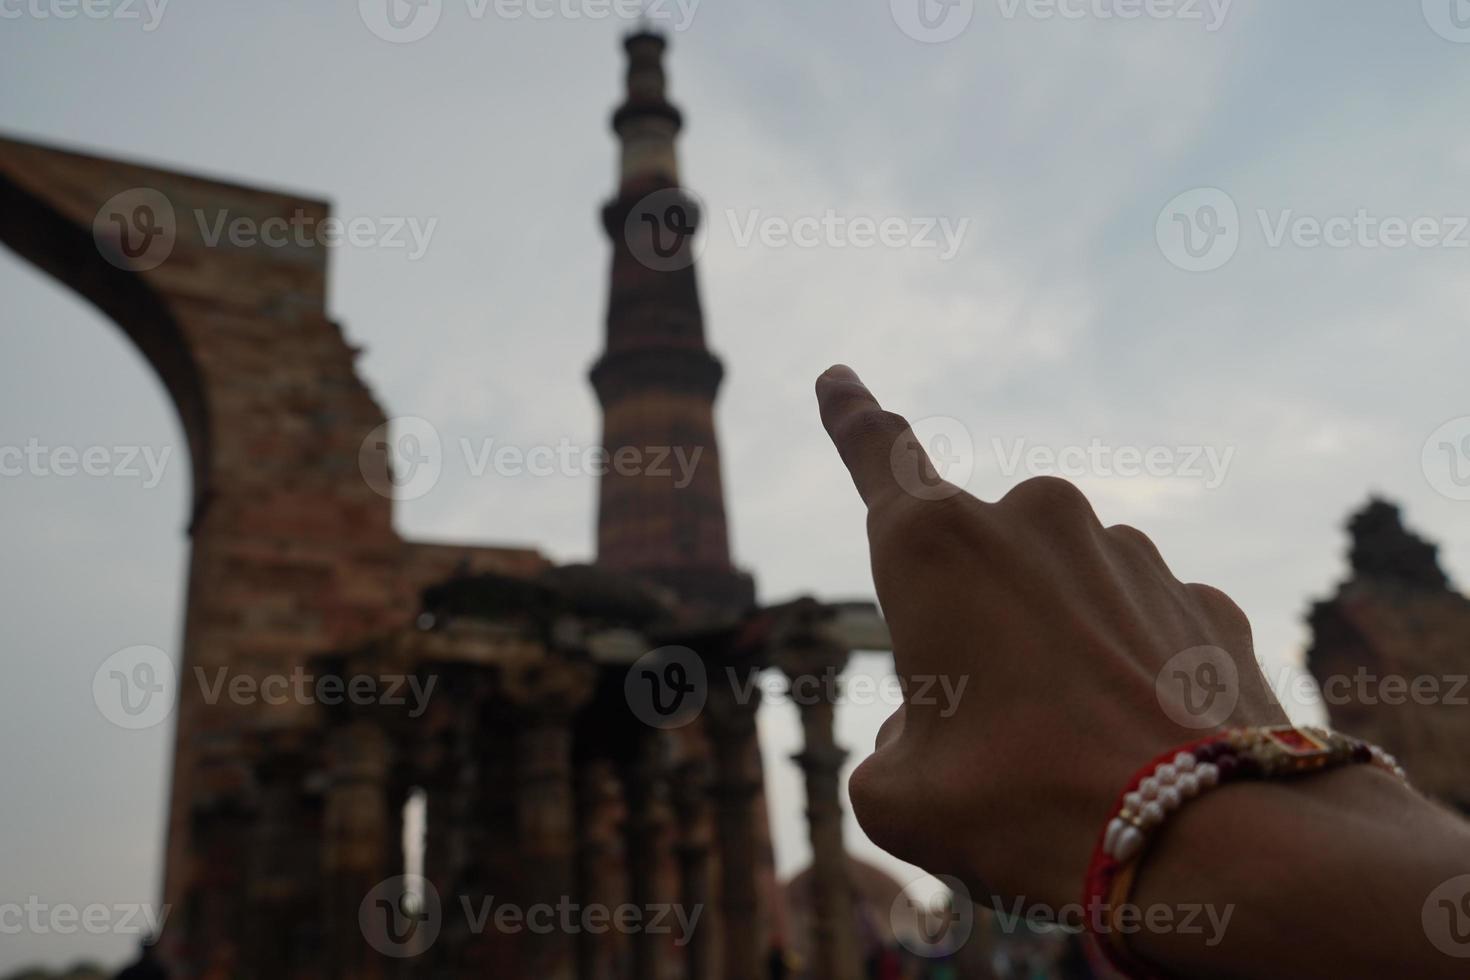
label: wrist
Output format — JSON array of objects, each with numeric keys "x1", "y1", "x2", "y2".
[{"x1": 1129, "y1": 764, "x2": 1470, "y2": 979}]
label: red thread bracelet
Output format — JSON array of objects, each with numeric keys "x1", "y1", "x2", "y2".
[{"x1": 1080, "y1": 725, "x2": 1405, "y2": 979}]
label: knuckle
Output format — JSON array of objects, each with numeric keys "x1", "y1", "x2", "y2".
[
  {"x1": 1107, "y1": 523, "x2": 1165, "y2": 561},
  {"x1": 1186, "y1": 582, "x2": 1252, "y2": 634},
  {"x1": 1002, "y1": 475, "x2": 1096, "y2": 522}
]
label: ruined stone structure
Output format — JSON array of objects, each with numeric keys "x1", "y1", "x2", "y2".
[
  {"x1": 1307, "y1": 498, "x2": 1470, "y2": 815},
  {"x1": 1, "y1": 30, "x2": 889, "y2": 980}
]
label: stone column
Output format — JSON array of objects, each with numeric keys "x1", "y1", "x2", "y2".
[
  {"x1": 502, "y1": 658, "x2": 595, "y2": 980},
  {"x1": 705, "y1": 674, "x2": 764, "y2": 980},
  {"x1": 575, "y1": 761, "x2": 622, "y2": 980},
  {"x1": 620, "y1": 731, "x2": 672, "y2": 980},
  {"x1": 780, "y1": 646, "x2": 862, "y2": 980},
  {"x1": 672, "y1": 756, "x2": 713, "y2": 980},
  {"x1": 322, "y1": 718, "x2": 395, "y2": 980}
]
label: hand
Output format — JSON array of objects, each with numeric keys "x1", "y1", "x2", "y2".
[{"x1": 814, "y1": 364, "x2": 1286, "y2": 912}]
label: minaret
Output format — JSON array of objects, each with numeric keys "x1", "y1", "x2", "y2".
[{"x1": 592, "y1": 29, "x2": 753, "y2": 614}]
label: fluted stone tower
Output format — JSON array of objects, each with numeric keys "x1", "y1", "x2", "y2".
[{"x1": 592, "y1": 30, "x2": 754, "y2": 614}]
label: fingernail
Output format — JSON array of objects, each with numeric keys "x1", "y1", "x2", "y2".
[{"x1": 821, "y1": 364, "x2": 862, "y2": 385}]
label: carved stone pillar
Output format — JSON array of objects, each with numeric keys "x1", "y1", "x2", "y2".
[
  {"x1": 575, "y1": 760, "x2": 622, "y2": 980},
  {"x1": 322, "y1": 718, "x2": 394, "y2": 979},
  {"x1": 672, "y1": 756, "x2": 713, "y2": 980},
  {"x1": 620, "y1": 730, "x2": 673, "y2": 980},
  {"x1": 780, "y1": 646, "x2": 862, "y2": 980},
  {"x1": 502, "y1": 657, "x2": 595, "y2": 980},
  {"x1": 705, "y1": 674, "x2": 764, "y2": 980}
]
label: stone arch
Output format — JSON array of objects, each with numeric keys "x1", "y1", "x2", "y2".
[
  {"x1": 0, "y1": 137, "x2": 211, "y2": 522},
  {"x1": 0, "y1": 133, "x2": 414, "y2": 968}
]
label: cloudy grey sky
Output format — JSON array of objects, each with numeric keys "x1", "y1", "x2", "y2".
[{"x1": 5, "y1": 0, "x2": 1470, "y2": 971}]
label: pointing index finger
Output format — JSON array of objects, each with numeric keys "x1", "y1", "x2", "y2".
[{"x1": 815, "y1": 365, "x2": 940, "y2": 510}]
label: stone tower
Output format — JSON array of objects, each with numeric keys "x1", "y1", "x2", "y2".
[
  {"x1": 591, "y1": 30, "x2": 754, "y2": 614},
  {"x1": 1307, "y1": 498, "x2": 1470, "y2": 814}
]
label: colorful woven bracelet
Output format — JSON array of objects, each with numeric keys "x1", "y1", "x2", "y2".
[{"x1": 1081, "y1": 725, "x2": 1407, "y2": 979}]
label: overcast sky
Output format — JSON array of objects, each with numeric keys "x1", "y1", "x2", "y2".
[{"x1": 5, "y1": 0, "x2": 1470, "y2": 972}]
